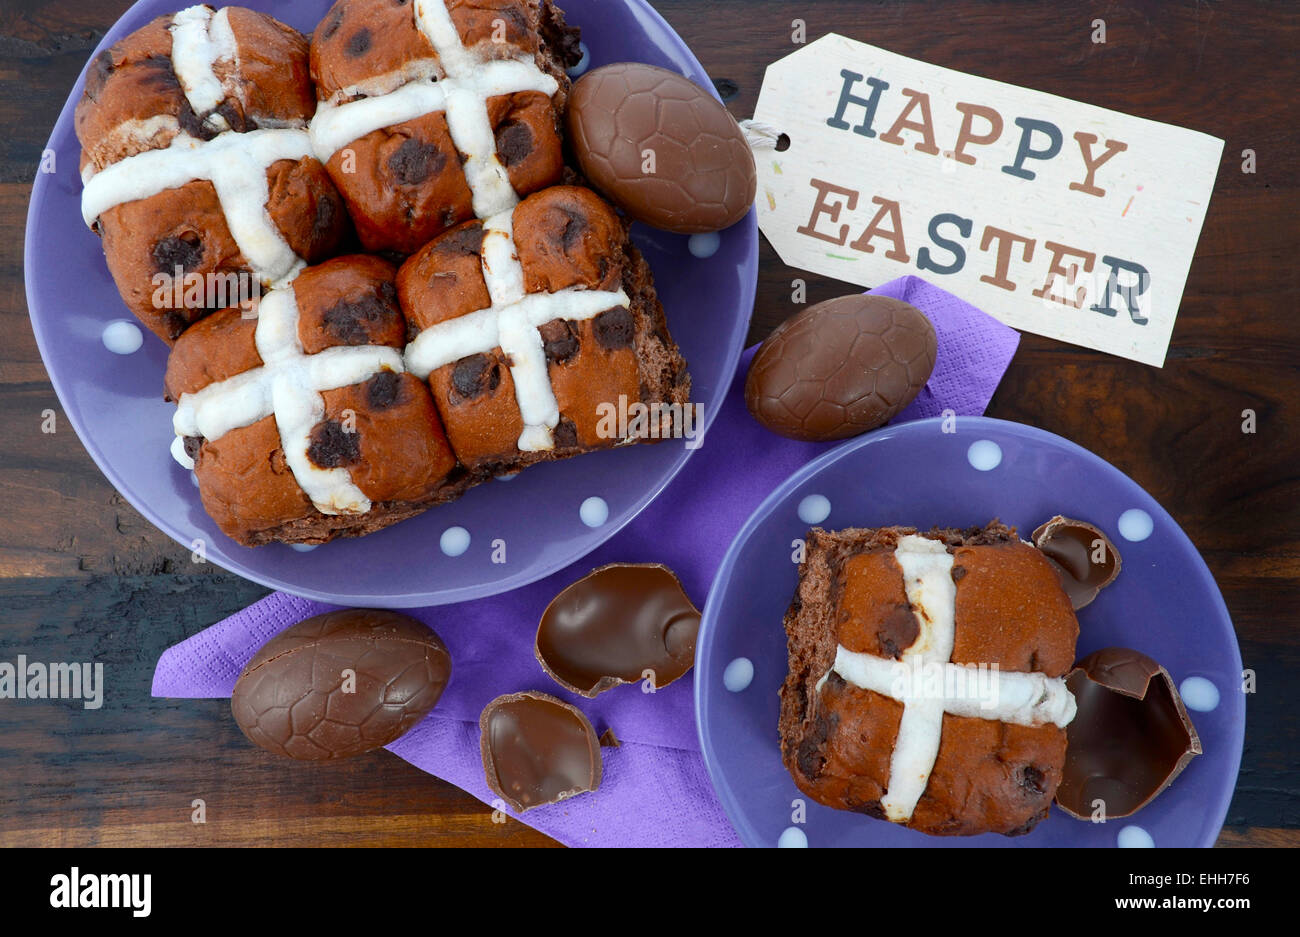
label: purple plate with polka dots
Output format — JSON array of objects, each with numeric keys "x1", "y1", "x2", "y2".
[
  {"x1": 24, "y1": 0, "x2": 755, "y2": 607},
  {"x1": 696, "y1": 417, "x2": 1243, "y2": 848}
]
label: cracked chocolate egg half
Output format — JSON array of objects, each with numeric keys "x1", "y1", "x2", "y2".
[
  {"x1": 536, "y1": 563, "x2": 701, "y2": 697},
  {"x1": 1032, "y1": 515, "x2": 1122, "y2": 610},
  {"x1": 1056, "y1": 647, "x2": 1202, "y2": 820},
  {"x1": 480, "y1": 691, "x2": 602, "y2": 812}
]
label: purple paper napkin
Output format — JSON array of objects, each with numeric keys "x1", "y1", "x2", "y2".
[{"x1": 152, "y1": 275, "x2": 1019, "y2": 848}]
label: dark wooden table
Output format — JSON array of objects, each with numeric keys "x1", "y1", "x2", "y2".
[{"x1": 1, "y1": 0, "x2": 1294, "y2": 847}]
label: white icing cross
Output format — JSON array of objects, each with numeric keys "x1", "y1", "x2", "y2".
[
  {"x1": 817, "y1": 535, "x2": 1077, "y2": 823},
  {"x1": 309, "y1": 0, "x2": 559, "y2": 219},
  {"x1": 169, "y1": 4, "x2": 237, "y2": 134},
  {"x1": 81, "y1": 4, "x2": 312, "y2": 289},
  {"x1": 372, "y1": 0, "x2": 628, "y2": 452},
  {"x1": 83, "y1": 128, "x2": 314, "y2": 289},
  {"x1": 404, "y1": 207, "x2": 629, "y2": 451},
  {"x1": 171, "y1": 286, "x2": 406, "y2": 515}
]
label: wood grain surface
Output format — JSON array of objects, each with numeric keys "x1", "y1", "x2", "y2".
[{"x1": 0, "y1": 0, "x2": 1295, "y2": 848}]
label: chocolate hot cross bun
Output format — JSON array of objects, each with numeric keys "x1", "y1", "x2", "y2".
[{"x1": 76, "y1": 5, "x2": 350, "y2": 343}]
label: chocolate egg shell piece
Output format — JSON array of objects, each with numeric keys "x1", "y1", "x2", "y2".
[
  {"x1": 231, "y1": 608, "x2": 451, "y2": 762},
  {"x1": 536, "y1": 563, "x2": 701, "y2": 698},
  {"x1": 566, "y1": 62, "x2": 757, "y2": 233},
  {"x1": 745, "y1": 294, "x2": 937, "y2": 442},
  {"x1": 1056, "y1": 647, "x2": 1202, "y2": 821},
  {"x1": 1032, "y1": 516, "x2": 1122, "y2": 610},
  {"x1": 480, "y1": 692, "x2": 602, "y2": 813}
]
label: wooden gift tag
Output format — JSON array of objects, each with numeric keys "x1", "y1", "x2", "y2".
[{"x1": 753, "y1": 34, "x2": 1224, "y2": 367}]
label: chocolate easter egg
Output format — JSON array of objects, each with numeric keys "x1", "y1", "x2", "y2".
[
  {"x1": 745, "y1": 295, "x2": 937, "y2": 441},
  {"x1": 231, "y1": 608, "x2": 451, "y2": 761},
  {"x1": 566, "y1": 62, "x2": 756, "y2": 233}
]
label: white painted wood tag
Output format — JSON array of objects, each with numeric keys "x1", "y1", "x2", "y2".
[{"x1": 753, "y1": 34, "x2": 1224, "y2": 366}]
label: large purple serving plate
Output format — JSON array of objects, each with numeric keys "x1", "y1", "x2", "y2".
[
  {"x1": 696, "y1": 417, "x2": 1244, "y2": 847},
  {"x1": 25, "y1": 0, "x2": 755, "y2": 607}
]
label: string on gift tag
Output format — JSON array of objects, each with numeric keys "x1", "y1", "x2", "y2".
[{"x1": 739, "y1": 118, "x2": 788, "y2": 152}]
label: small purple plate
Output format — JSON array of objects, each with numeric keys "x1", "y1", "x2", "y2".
[
  {"x1": 24, "y1": 0, "x2": 755, "y2": 607},
  {"x1": 696, "y1": 417, "x2": 1244, "y2": 848}
]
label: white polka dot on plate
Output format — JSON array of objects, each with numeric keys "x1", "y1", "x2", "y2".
[
  {"x1": 966, "y1": 439, "x2": 1002, "y2": 471},
  {"x1": 102, "y1": 320, "x2": 143, "y2": 355},
  {"x1": 289, "y1": 543, "x2": 318, "y2": 553},
  {"x1": 494, "y1": 472, "x2": 518, "y2": 483},
  {"x1": 1118, "y1": 508, "x2": 1154, "y2": 542},
  {"x1": 1117, "y1": 825, "x2": 1154, "y2": 848},
  {"x1": 580, "y1": 496, "x2": 609, "y2": 528},
  {"x1": 566, "y1": 41, "x2": 590, "y2": 77},
  {"x1": 688, "y1": 232, "x2": 721, "y2": 258},
  {"x1": 797, "y1": 494, "x2": 830, "y2": 525},
  {"x1": 440, "y1": 526, "x2": 470, "y2": 557},
  {"x1": 777, "y1": 827, "x2": 808, "y2": 848},
  {"x1": 1180, "y1": 676, "x2": 1220, "y2": 712},
  {"x1": 723, "y1": 657, "x2": 754, "y2": 692}
]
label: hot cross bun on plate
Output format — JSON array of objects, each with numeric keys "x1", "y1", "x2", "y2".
[
  {"x1": 780, "y1": 521, "x2": 1081, "y2": 836},
  {"x1": 164, "y1": 254, "x2": 465, "y2": 546},
  {"x1": 76, "y1": 5, "x2": 350, "y2": 343},
  {"x1": 399, "y1": 185, "x2": 689, "y2": 473},
  {"x1": 308, "y1": 0, "x2": 582, "y2": 254}
]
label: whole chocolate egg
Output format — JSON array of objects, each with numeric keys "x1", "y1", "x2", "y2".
[
  {"x1": 231, "y1": 608, "x2": 451, "y2": 761},
  {"x1": 745, "y1": 295, "x2": 937, "y2": 441},
  {"x1": 566, "y1": 62, "x2": 756, "y2": 233}
]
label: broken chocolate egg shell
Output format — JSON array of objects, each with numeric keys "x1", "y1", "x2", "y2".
[
  {"x1": 1032, "y1": 515, "x2": 1122, "y2": 610},
  {"x1": 479, "y1": 691, "x2": 602, "y2": 813},
  {"x1": 1056, "y1": 647, "x2": 1202, "y2": 821},
  {"x1": 536, "y1": 563, "x2": 701, "y2": 697}
]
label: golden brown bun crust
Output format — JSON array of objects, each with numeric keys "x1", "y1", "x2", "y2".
[
  {"x1": 196, "y1": 415, "x2": 315, "y2": 537},
  {"x1": 164, "y1": 303, "x2": 261, "y2": 401},
  {"x1": 950, "y1": 542, "x2": 1079, "y2": 676},
  {"x1": 76, "y1": 7, "x2": 316, "y2": 170},
  {"x1": 75, "y1": 15, "x2": 193, "y2": 170},
  {"x1": 310, "y1": 0, "x2": 439, "y2": 102},
  {"x1": 99, "y1": 178, "x2": 248, "y2": 343},
  {"x1": 318, "y1": 373, "x2": 457, "y2": 503},
  {"x1": 512, "y1": 185, "x2": 625, "y2": 292},
  {"x1": 219, "y1": 7, "x2": 316, "y2": 128},
  {"x1": 310, "y1": 0, "x2": 550, "y2": 102},
  {"x1": 325, "y1": 111, "x2": 476, "y2": 255},
  {"x1": 291, "y1": 254, "x2": 406, "y2": 354}
]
